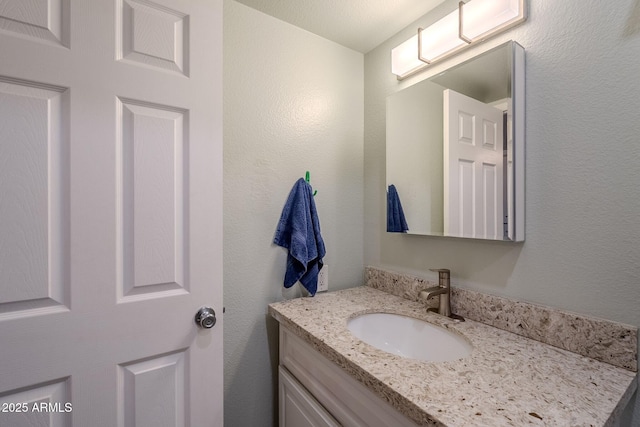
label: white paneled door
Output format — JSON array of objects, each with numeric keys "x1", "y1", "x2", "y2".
[
  {"x1": 0, "y1": 1, "x2": 223, "y2": 426},
  {"x1": 444, "y1": 89, "x2": 504, "y2": 240}
]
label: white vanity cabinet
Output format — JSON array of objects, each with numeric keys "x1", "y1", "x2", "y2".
[{"x1": 278, "y1": 326, "x2": 421, "y2": 427}]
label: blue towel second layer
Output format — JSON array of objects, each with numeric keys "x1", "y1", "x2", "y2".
[
  {"x1": 274, "y1": 178, "x2": 326, "y2": 296},
  {"x1": 387, "y1": 184, "x2": 409, "y2": 233}
]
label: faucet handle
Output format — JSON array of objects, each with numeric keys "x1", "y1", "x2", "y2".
[
  {"x1": 429, "y1": 268, "x2": 450, "y2": 279},
  {"x1": 429, "y1": 268, "x2": 450, "y2": 288}
]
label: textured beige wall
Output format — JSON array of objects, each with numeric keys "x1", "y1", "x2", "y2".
[
  {"x1": 365, "y1": 0, "x2": 640, "y2": 423},
  {"x1": 223, "y1": 1, "x2": 363, "y2": 425}
]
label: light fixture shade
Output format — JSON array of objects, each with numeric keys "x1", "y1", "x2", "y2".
[
  {"x1": 418, "y1": 9, "x2": 465, "y2": 63},
  {"x1": 391, "y1": 35, "x2": 423, "y2": 77},
  {"x1": 461, "y1": 0, "x2": 525, "y2": 41},
  {"x1": 390, "y1": 0, "x2": 527, "y2": 79}
]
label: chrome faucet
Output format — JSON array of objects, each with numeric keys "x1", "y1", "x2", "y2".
[{"x1": 420, "y1": 269, "x2": 464, "y2": 321}]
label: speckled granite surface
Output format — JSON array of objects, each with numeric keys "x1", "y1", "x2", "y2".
[
  {"x1": 366, "y1": 266, "x2": 638, "y2": 372},
  {"x1": 269, "y1": 287, "x2": 638, "y2": 427}
]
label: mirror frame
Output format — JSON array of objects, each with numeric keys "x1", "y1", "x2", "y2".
[
  {"x1": 386, "y1": 41, "x2": 525, "y2": 241},
  {"x1": 511, "y1": 41, "x2": 525, "y2": 242}
]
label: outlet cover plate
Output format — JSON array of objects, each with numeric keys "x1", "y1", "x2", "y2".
[{"x1": 317, "y1": 265, "x2": 328, "y2": 292}]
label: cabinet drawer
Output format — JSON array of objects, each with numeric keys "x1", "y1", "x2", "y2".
[
  {"x1": 279, "y1": 326, "x2": 420, "y2": 427},
  {"x1": 280, "y1": 366, "x2": 340, "y2": 427}
]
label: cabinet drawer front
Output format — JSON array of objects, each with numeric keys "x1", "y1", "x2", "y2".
[
  {"x1": 280, "y1": 366, "x2": 340, "y2": 427},
  {"x1": 280, "y1": 327, "x2": 420, "y2": 427}
]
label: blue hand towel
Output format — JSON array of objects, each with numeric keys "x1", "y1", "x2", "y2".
[
  {"x1": 387, "y1": 184, "x2": 409, "y2": 233},
  {"x1": 274, "y1": 178, "x2": 326, "y2": 296}
]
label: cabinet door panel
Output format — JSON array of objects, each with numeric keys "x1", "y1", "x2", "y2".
[{"x1": 279, "y1": 367, "x2": 339, "y2": 427}]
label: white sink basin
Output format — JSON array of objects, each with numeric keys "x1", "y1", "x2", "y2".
[{"x1": 347, "y1": 313, "x2": 472, "y2": 362}]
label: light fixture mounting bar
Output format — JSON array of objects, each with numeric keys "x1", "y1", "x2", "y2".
[
  {"x1": 417, "y1": 28, "x2": 431, "y2": 64},
  {"x1": 458, "y1": 1, "x2": 472, "y2": 44}
]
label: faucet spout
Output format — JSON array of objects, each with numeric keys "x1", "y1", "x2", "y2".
[
  {"x1": 420, "y1": 286, "x2": 447, "y2": 301},
  {"x1": 419, "y1": 268, "x2": 463, "y2": 321}
]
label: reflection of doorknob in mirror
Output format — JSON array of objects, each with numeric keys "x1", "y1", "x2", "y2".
[
  {"x1": 386, "y1": 41, "x2": 525, "y2": 242},
  {"x1": 195, "y1": 307, "x2": 217, "y2": 329}
]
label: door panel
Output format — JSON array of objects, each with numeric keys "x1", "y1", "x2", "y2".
[
  {"x1": 119, "y1": 350, "x2": 187, "y2": 427},
  {"x1": 116, "y1": 0, "x2": 189, "y2": 76},
  {"x1": 0, "y1": 0, "x2": 70, "y2": 47},
  {"x1": 0, "y1": 1, "x2": 222, "y2": 426},
  {"x1": 0, "y1": 378, "x2": 71, "y2": 426},
  {"x1": 117, "y1": 98, "x2": 189, "y2": 301},
  {"x1": 0, "y1": 78, "x2": 70, "y2": 316}
]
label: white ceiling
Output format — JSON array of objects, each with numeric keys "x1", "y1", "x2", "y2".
[{"x1": 233, "y1": 0, "x2": 446, "y2": 53}]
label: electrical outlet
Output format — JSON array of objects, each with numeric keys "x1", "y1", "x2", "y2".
[{"x1": 317, "y1": 265, "x2": 328, "y2": 292}]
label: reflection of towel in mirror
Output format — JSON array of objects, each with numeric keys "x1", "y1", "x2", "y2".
[
  {"x1": 274, "y1": 178, "x2": 326, "y2": 296},
  {"x1": 387, "y1": 184, "x2": 409, "y2": 233}
]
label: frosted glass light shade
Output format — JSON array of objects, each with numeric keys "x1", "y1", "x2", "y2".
[
  {"x1": 390, "y1": 0, "x2": 526, "y2": 79},
  {"x1": 391, "y1": 35, "x2": 423, "y2": 77},
  {"x1": 461, "y1": 0, "x2": 525, "y2": 42},
  {"x1": 418, "y1": 9, "x2": 465, "y2": 63}
]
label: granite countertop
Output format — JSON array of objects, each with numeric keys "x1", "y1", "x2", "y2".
[{"x1": 269, "y1": 286, "x2": 638, "y2": 427}]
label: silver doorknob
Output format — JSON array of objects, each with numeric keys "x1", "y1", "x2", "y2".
[{"x1": 195, "y1": 307, "x2": 216, "y2": 329}]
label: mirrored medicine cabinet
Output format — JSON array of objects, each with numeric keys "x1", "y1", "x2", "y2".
[{"x1": 386, "y1": 41, "x2": 525, "y2": 241}]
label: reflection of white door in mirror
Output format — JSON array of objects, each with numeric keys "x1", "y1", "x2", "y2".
[{"x1": 444, "y1": 89, "x2": 504, "y2": 240}]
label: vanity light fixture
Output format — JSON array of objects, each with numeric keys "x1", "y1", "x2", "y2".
[{"x1": 392, "y1": 0, "x2": 526, "y2": 79}]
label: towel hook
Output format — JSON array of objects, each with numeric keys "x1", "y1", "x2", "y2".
[{"x1": 305, "y1": 171, "x2": 318, "y2": 196}]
